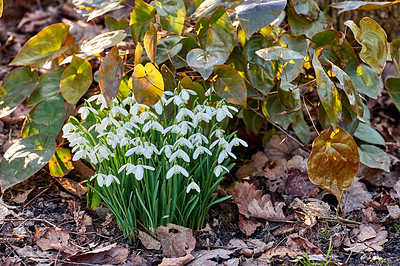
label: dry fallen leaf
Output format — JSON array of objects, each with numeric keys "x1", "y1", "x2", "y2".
[
  {"x1": 235, "y1": 151, "x2": 269, "y2": 179},
  {"x1": 156, "y1": 223, "x2": 195, "y2": 258},
  {"x1": 35, "y1": 227, "x2": 79, "y2": 254},
  {"x1": 264, "y1": 134, "x2": 300, "y2": 160},
  {"x1": 345, "y1": 225, "x2": 388, "y2": 253},
  {"x1": 286, "y1": 233, "x2": 325, "y2": 256},
  {"x1": 189, "y1": 249, "x2": 235, "y2": 266},
  {"x1": 259, "y1": 246, "x2": 301, "y2": 263},
  {"x1": 159, "y1": 253, "x2": 194, "y2": 266},
  {"x1": 341, "y1": 178, "x2": 372, "y2": 213},
  {"x1": 380, "y1": 205, "x2": 400, "y2": 223},
  {"x1": 290, "y1": 198, "x2": 330, "y2": 226},
  {"x1": 65, "y1": 243, "x2": 129, "y2": 264},
  {"x1": 58, "y1": 177, "x2": 87, "y2": 198},
  {"x1": 11, "y1": 188, "x2": 34, "y2": 204},
  {"x1": 238, "y1": 214, "x2": 262, "y2": 236},
  {"x1": 138, "y1": 230, "x2": 161, "y2": 250}
]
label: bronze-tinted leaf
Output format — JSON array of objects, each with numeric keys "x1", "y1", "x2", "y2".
[
  {"x1": 144, "y1": 23, "x2": 157, "y2": 63},
  {"x1": 213, "y1": 64, "x2": 247, "y2": 106},
  {"x1": 132, "y1": 63, "x2": 164, "y2": 105},
  {"x1": 307, "y1": 127, "x2": 360, "y2": 200},
  {"x1": 99, "y1": 46, "x2": 124, "y2": 105},
  {"x1": 129, "y1": 0, "x2": 156, "y2": 45}
]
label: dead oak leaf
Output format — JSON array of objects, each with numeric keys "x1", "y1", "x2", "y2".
[
  {"x1": 238, "y1": 214, "x2": 263, "y2": 236},
  {"x1": 65, "y1": 243, "x2": 129, "y2": 264},
  {"x1": 35, "y1": 227, "x2": 79, "y2": 254},
  {"x1": 156, "y1": 223, "x2": 195, "y2": 258},
  {"x1": 287, "y1": 233, "x2": 325, "y2": 256},
  {"x1": 232, "y1": 182, "x2": 262, "y2": 219},
  {"x1": 345, "y1": 225, "x2": 388, "y2": 253}
]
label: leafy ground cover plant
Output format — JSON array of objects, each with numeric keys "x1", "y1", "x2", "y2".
[
  {"x1": 1, "y1": 0, "x2": 400, "y2": 226},
  {"x1": 62, "y1": 86, "x2": 246, "y2": 237}
]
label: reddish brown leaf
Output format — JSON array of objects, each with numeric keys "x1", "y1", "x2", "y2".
[
  {"x1": 35, "y1": 228, "x2": 78, "y2": 254},
  {"x1": 156, "y1": 223, "x2": 195, "y2": 258},
  {"x1": 66, "y1": 243, "x2": 129, "y2": 264}
]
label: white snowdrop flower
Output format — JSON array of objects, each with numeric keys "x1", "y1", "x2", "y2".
[
  {"x1": 179, "y1": 89, "x2": 196, "y2": 101},
  {"x1": 88, "y1": 94, "x2": 108, "y2": 110},
  {"x1": 163, "y1": 125, "x2": 181, "y2": 134},
  {"x1": 123, "y1": 121, "x2": 140, "y2": 132},
  {"x1": 177, "y1": 121, "x2": 193, "y2": 135},
  {"x1": 189, "y1": 133, "x2": 209, "y2": 146},
  {"x1": 105, "y1": 132, "x2": 119, "y2": 149},
  {"x1": 78, "y1": 106, "x2": 98, "y2": 120},
  {"x1": 95, "y1": 117, "x2": 110, "y2": 134},
  {"x1": 186, "y1": 181, "x2": 200, "y2": 193},
  {"x1": 72, "y1": 149, "x2": 85, "y2": 161},
  {"x1": 119, "y1": 137, "x2": 129, "y2": 147},
  {"x1": 130, "y1": 103, "x2": 150, "y2": 115},
  {"x1": 215, "y1": 106, "x2": 233, "y2": 122},
  {"x1": 210, "y1": 138, "x2": 230, "y2": 150},
  {"x1": 205, "y1": 86, "x2": 214, "y2": 96},
  {"x1": 218, "y1": 149, "x2": 236, "y2": 164},
  {"x1": 192, "y1": 112, "x2": 212, "y2": 127},
  {"x1": 154, "y1": 100, "x2": 163, "y2": 115},
  {"x1": 143, "y1": 120, "x2": 164, "y2": 133},
  {"x1": 62, "y1": 123, "x2": 76, "y2": 137},
  {"x1": 139, "y1": 111, "x2": 158, "y2": 121},
  {"x1": 87, "y1": 150, "x2": 99, "y2": 164},
  {"x1": 108, "y1": 116, "x2": 121, "y2": 127},
  {"x1": 214, "y1": 165, "x2": 229, "y2": 177},
  {"x1": 203, "y1": 106, "x2": 216, "y2": 118},
  {"x1": 111, "y1": 106, "x2": 128, "y2": 117},
  {"x1": 169, "y1": 149, "x2": 190, "y2": 163},
  {"x1": 160, "y1": 145, "x2": 173, "y2": 158},
  {"x1": 175, "y1": 137, "x2": 194, "y2": 149},
  {"x1": 193, "y1": 146, "x2": 212, "y2": 159},
  {"x1": 69, "y1": 134, "x2": 87, "y2": 147},
  {"x1": 105, "y1": 174, "x2": 120, "y2": 187},
  {"x1": 97, "y1": 145, "x2": 115, "y2": 159},
  {"x1": 122, "y1": 96, "x2": 134, "y2": 106},
  {"x1": 91, "y1": 173, "x2": 107, "y2": 187},
  {"x1": 130, "y1": 137, "x2": 142, "y2": 146},
  {"x1": 166, "y1": 165, "x2": 189, "y2": 179},
  {"x1": 210, "y1": 129, "x2": 225, "y2": 139},
  {"x1": 163, "y1": 91, "x2": 174, "y2": 96},
  {"x1": 176, "y1": 108, "x2": 195, "y2": 122},
  {"x1": 125, "y1": 146, "x2": 139, "y2": 157},
  {"x1": 166, "y1": 94, "x2": 187, "y2": 106},
  {"x1": 118, "y1": 163, "x2": 155, "y2": 180},
  {"x1": 229, "y1": 137, "x2": 248, "y2": 148},
  {"x1": 87, "y1": 94, "x2": 100, "y2": 103},
  {"x1": 141, "y1": 142, "x2": 159, "y2": 158}
]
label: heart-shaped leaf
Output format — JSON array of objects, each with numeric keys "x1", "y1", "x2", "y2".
[
  {"x1": 22, "y1": 96, "x2": 66, "y2": 138},
  {"x1": 345, "y1": 18, "x2": 387, "y2": 75},
  {"x1": 27, "y1": 68, "x2": 65, "y2": 107},
  {"x1": 80, "y1": 30, "x2": 126, "y2": 57},
  {"x1": 194, "y1": 0, "x2": 238, "y2": 19},
  {"x1": 187, "y1": 44, "x2": 229, "y2": 80},
  {"x1": 10, "y1": 23, "x2": 70, "y2": 68},
  {"x1": 105, "y1": 15, "x2": 129, "y2": 31},
  {"x1": 0, "y1": 134, "x2": 56, "y2": 191},
  {"x1": 346, "y1": 64, "x2": 382, "y2": 99},
  {"x1": 72, "y1": 0, "x2": 124, "y2": 21},
  {"x1": 358, "y1": 144, "x2": 390, "y2": 171},
  {"x1": 213, "y1": 64, "x2": 247, "y2": 106},
  {"x1": 151, "y1": 0, "x2": 186, "y2": 35},
  {"x1": 49, "y1": 147, "x2": 74, "y2": 177},
  {"x1": 312, "y1": 50, "x2": 342, "y2": 128},
  {"x1": 236, "y1": 0, "x2": 287, "y2": 39},
  {"x1": 331, "y1": 1, "x2": 400, "y2": 14},
  {"x1": 144, "y1": 23, "x2": 157, "y2": 63},
  {"x1": 307, "y1": 127, "x2": 360, "y2": 200},
  {"x1": 130, "y1": 0, "x2": 156, "y2": 45},
  {"x1": 60, "y1": 56, "x2": 93, "y2": 105},
  {"x1": 156, "y1": 35, "x2": 183, "y2": 65},
  {"x1": 99, "y1": 46, "x2": 124, "y2": 105},
  {"x1": 132, "y1": 63, "x2": 164, "y2": 105},
  {"x1": 386, "y1": 77, "x2": 400, "y2": 112},
  {"x1": 0, "y1": 66, "x2": 38, "y2": 118},
  {"x1": 353, "y1": 122, "x2": 386, "y2": 146}
]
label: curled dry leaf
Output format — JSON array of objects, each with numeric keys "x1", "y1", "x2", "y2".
[
  {"x1": 58, "y1": 177, "x2": 87, "y2": 198},
  {"x1": 290, "y1": 198, "x2": 330, "y2": 226},
  {"x1": 189, "y1": 249, "x2": 235, "y2": 266},
  {"x1": 65, "y1": 243, "x2": 129, "y2": 264},
  {"x1": 11, "y1": 188, "x2": 34, "y2": 204},
  {"x1": 138, "y1": 230, "x2": 161, "y2": 250},
  {"x1": 340, "y1": 178, "x2": 372, "y2": 213},
  {"x1": 345, "y1": 225, "x2": 388, "y2": 253},
  {"x1": 35, "y1": 227, "x2": 79, "y2": 254},
  {"x1": 287, "y1": 233, "x2": 325, "y2": 256},
  {"x1": 159, "y1": 253, "x2": 194, "y2": 266},
  {"x1": 156, "y1": 223, "x2": 195, "y2": 258}
]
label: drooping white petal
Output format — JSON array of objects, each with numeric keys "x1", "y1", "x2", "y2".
[{"x1": 186, "y1": 181, "x2": 200, "y2": 193}]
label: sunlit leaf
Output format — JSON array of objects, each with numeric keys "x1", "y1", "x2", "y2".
[
  {"x1": 0, "y1": 134, "x2": 56, "y2": 191},
  {"x1": 60, "y1": 56, "x2": 93, "y2": 105},
  {"x1": 118, "y1": 75, "x2": 131, "y2": 99},
  {"x1": 307, "y1": 127, "x2": 360, "y2": 200},
  {"x1": 280, "y1": 32, "x2": 308, "y2": 56},
  {"x1": 0, "y1": 0, "x2": 3, "y2": 17},
  {"x1": 135, "y1": 42, "x2": 144, "y2": 66},
  {"x1": 80, "y1": 30, "x2": 126, "y2": 57},
  {"x1": 0, "y1": 66, "x2": 38, "y2": 118},
  {"x1": 144, "y1": 23, "x2": 157, "y2": 63},
  {"x1": 10, "y1": 23, "x2": 70, "y2": 68},
  {"x1": 345, "y1": 18, "x2": 387, "y2": 75},
  {"x1": 99, "y1": 46, "x2": 124, "y2": 105},
  {"x1": 22, "y1": 96, "x2": 66, "y2": 138},
  {"x1": 49, "y1": 147, "x2": 74, "y2": 177},
  {"x1": 132, "y1": 63, "x2": 164, "y2": 105},
  {"x1": 27, "y1": 68, "x2": 65, "y2": 107},
  {"x1": 72, "y1": 0, "x2": 123, "y2": 21},
  {"x1": 390, "y1": 39, "x2": 400, "y2": 76},
  {"x1": 347, "y1": 64, "x2": 382, "y2": 99},
  {"x1": 358, "y1": 144, "x2": 390, "y2": 171},
  {"x1": 235, "y1": 0, "x2": 287, "y2": 39},
  {"x1": 330, "y1": 63, "x2": 364, "y2": 120},
  {"x1": 194, "y1": 0, "x2": 238, "y2": 18},
  {"x1": 213, "y1": 64, "x2": 247, "y2": 106},
  {"x1": 156, "y1": 35, "x2": 183, "y2": 65},
  {"x1": 151, "y1": 0, "x2": 186, "y2": 35},
  {"x1": 105, "y1": 15, "x2": 129, "y2": 31},
  {"x1": 386, "y1": 77, "x2": 400, "y2": 112},
  {"x1": 331, "y1": 1, "x2": 400, "y2": 14},
  {"x1": 130, "y1": 0, "x2": 156, "y2": 45},
  {"x1": 354, "y1": 122, "x2": 386, "y2": 146},
  {"x1": 312, "y1": 50, "x2": 341, "y2": 128}
]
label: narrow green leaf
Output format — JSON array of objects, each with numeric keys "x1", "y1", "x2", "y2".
[
  {"x1": 345, "y1": 18, "x2": 387, "y2": 75},
  {"x1": 358, "y1": 144, "x2": 390, "y2": 171},
  {"x1": 10, "y1": 23, "x2": 70, "y2": 68},
  {"x1": 213, "y1": 64, "x2": 247, "y2": 106},
  {"x1": 307, "y1": 127, "x2": 360, "y2": 200},
  {"x1": 354, "y1": 122, "x2": 385, "y2": 146},
  {"x1": 312, "y1": 50, "x2": 342, "y2": 128},
  {"x1": 151, "y1": 0, "x2": 186, "y2": 35},
  {"x1": 0, "y1": 134, "x2": 56, "y2": 191},
  {"x1": 60, "y1": 56, "x2": 93, "y2": 105},
  {"x1": 0, "y1": 66, "x2": 38, "y2": 117},
  {"x1": 22, "y1": 96, "x2": 66, "y2": 138},
  {"x1": 99, "y1": 46, "x2": 124, "y2": 105},
  {"x1": 386, "y1": 77, "x2": 400, "y2": 112},
  {"x1": 129, "y1": 0, "x2": 156, "y2": 45},
  {"x1": 27, "y1": 68, "x2": 65, "y2": 107},
  {"x1": 235, "y1": 0, "x2": 287, "y2": 39}
]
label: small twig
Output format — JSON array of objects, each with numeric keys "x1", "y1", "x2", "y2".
[
  {"x1": 248, "y1": 106, "x2": 311, "y2": 153},
  {"x1": 24, "y1": 184, "x2": 52, "y2": 208},
  {"x1": 318, "y1": 216, "x2": 361, "y2": 225},
  {"x1": 302, "y1": 96, "x2": 320, "y2": 135},
  {"x1": 3, "y1": 218, "x2": 60, "y2": 229},
  {"x1": 5, "y1": 240, "x2": 28, "y2": 266}
]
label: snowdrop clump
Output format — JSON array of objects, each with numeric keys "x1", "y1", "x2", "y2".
[{"x1": 63, "y1": 87, "x2": 247, "y2": 236}]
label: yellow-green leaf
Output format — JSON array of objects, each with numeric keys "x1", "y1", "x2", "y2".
[
  {"x1": 151, "y1": 0, "x2": 186, "y2": 35},
  {"x1": 0, "y1": 0, "x2": 3, "y2": 18},
  {"x1": 144, "y1": 23, "x2": 157, "y2": 63},
  {"x1": 10, "y1": 23, "x2": 70, "y2": 68},
  {"x1": 132, "y1": 63, "x2": 164, "y2": 105},
  {"x1": 99, "y1": 46, "x2": 124, "y2": 105},
  {"x1": 345, "y1": 18, "x2": 387, "y2": 75},
  {"x1": 213, "y1": 64, "x2": 247, "y2": 106},
  {"x1": 60, "y1": 56, "x2": 93, "y2": 105},
  {"x1": 49, "y1": 147, "x2": 74, "y2": 177},
  {"x1": 130, "y1": 0, "x2": 156, "y2": 45},
  {"x1": 307, "y1": 127, "x2": 360, "y2": 200},
  {"x1": 135, "y1": 43, "x2": 144, "y2": 66}
]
